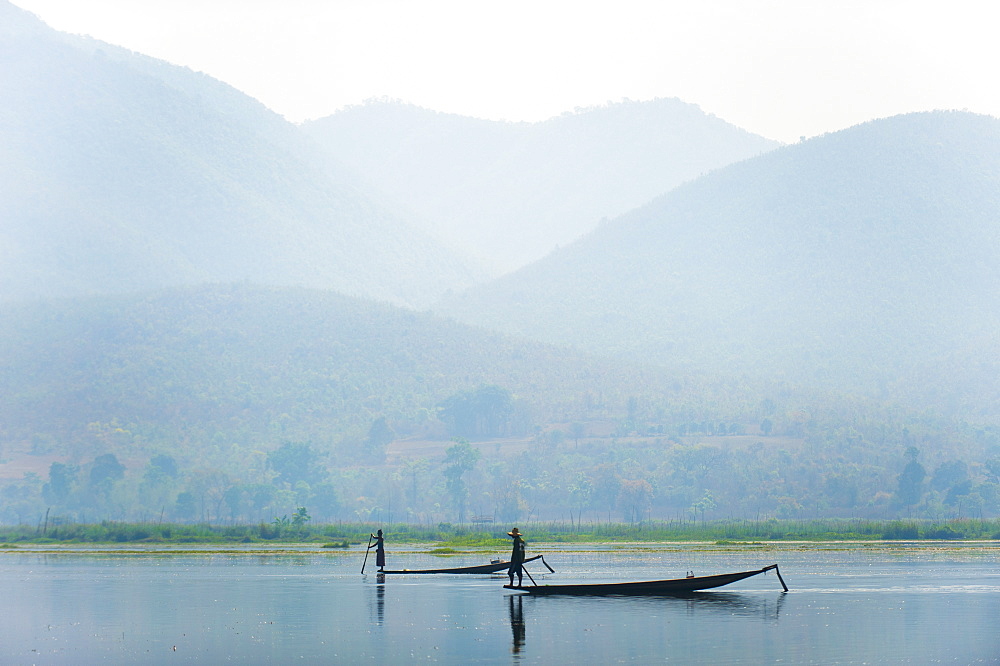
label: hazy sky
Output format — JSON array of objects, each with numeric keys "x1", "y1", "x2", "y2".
[{"x1": 13, "y1": 0, "x2": 998, "y2": 143}]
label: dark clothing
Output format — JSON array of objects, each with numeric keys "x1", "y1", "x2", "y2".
[
  {"x1": 507, "y1": 536, "x2": 526, "y2": 585},
  {"x1": 369, "y1": 534, "x2": 386, "y2": 569},
  {"x1": 509, "y1": 537, "x2": 526, "y2": 565}
]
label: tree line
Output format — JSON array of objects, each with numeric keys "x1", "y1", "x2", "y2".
[{"x1": 5, "y1": 384, "x2": 1000, "y2": 527}]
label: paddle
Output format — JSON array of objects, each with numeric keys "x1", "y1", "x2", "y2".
[
  {"x1": 541, "y1": 555, "x2": 555, "y2": 573},
  {"x1": 773, "y1": 565, "x2": 789, "y2": 592},
  {"x1": 521, "y1": 566, "x2": 538, "y2": 586},
  {"x1": 361, "y1": 534, "x2": 373, "y2": 574}
]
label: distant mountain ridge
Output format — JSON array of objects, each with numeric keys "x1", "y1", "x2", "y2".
[
  {"x1": 436, "y1": 111, "x2": 1000, "y2": 415},
  {"x1": 0, "y1": 1, "x2": 479, "y2": 307},
  {"x1": 304, "y1": 98, "x2": 780, "y2": 272}
]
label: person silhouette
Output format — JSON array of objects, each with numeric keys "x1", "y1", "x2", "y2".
[
  {"x1": 368, "y1": 529, "x2": 386, "y2": 572},
  {"x1": 506, "y1": 527, "x2": 526, "y2": 587}
]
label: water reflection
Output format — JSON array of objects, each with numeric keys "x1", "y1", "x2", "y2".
[
  {"x1": 4, "y1": 547, "x2": 996, "y2": 663},
  {"x1": 508, "y1": 594, "x2": 525, "y2": 655},
  {"x1": 526, "y1": 590, "x2": 785, "y2": 620},
  {"x1": 367, "y1": 572, "x2": 386, "y2": 626},
  {"x1": 676, "y1": 591, "x2": 786, "y2": 620}
]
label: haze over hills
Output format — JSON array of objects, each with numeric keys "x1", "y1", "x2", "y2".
[
  {"x1": 0, "y1": 2, "x2": 479, "y2": 307},
  {"x1": 3, "y1": 0, "x2": 1000, "y2": 524},
  {"x1": 3, "y1": 284, "x2": 995, "y2": 525},
  {"x1": 0, "y1": 283, "x2": 717, "y2": 521},
  {"x1": 303, "y1": 98, "x2": 780, "y2": 272},
  {"x1": 0, "y1": 284, "x2": 708, "y2": 453},
  {"x1": 437, "y1": 111, "x2": 1000, "y2": 416}
]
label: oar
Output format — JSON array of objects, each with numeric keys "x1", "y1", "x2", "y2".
[
  {"x1": 521, "y1": 565, "x2": 538, "y2": 586},
  {"x1": 361, "y1": 534, "x2": 373, "y2": 574},
  {"x1": 773, "y1": 565, "x2": 789, "y2": 592},
  {"x1": 761, "y1": 563, "x2": 789, "y2": 591},
  {"x1": 541, "y1": 555, "x2": 555, "y2": 573}
]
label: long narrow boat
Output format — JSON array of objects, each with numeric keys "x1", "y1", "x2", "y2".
[
  {"x1": 503, "y1": 563, "x2": 787, "y2": 595},
  {"x1": 381, "y1": 554, "x2": 549, "y2": 575}
]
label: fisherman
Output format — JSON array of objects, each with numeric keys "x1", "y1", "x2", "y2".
[
  {"x1": 507, "y1": 527, "x2": 526, "y2": 587},
  {"x1": 368, "y1": 528, "x2": 386, "y2": 572}
]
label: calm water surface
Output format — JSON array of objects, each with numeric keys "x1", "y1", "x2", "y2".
[{"x1": 1, "y1": 542, "x2": 998, "y2": 664}]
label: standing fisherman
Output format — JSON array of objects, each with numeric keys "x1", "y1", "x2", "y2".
[
  {"x1": 368, "y1": 529, "x2": 386, "y2": 572},
  {"x1": 507, "y1": 527, "x2": 526, "y2": 587}
]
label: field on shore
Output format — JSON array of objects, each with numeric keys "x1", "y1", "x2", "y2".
[{"x1": 2, "y1": 518, "x2": 999, "y2": 549}]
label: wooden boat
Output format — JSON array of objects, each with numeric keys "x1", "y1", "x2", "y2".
[
  {"x1": 503, "y1": 563, "x2": 787, "y2": 595},
  {"x1": 381, "y1": 554, "x2": 550, "y2": 575}
]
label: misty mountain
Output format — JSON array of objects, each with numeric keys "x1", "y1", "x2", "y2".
[
  {"x1": 0, "y1": 2, "x2": 479, "y2": 307},
  {"x1": 303, "y1": 98, "x2": 779, "y2": 272},
  {"x1": 0, "y1": 283, "x2": 693, "y2": 464},
  {"x1": 436, "y1": 111, "x2": 1000, "y2": 415}
]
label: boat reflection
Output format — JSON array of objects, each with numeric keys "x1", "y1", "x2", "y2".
[
  {"x1": 674, "y1": 591, "x2": 786, "y2": 620},
  {"x1": 528, "y1": 590, "x2": 785, "y2": 620}
]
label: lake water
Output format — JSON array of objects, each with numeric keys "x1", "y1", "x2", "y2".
[{"x1": 2, "y1": 542, "x2": 999, "y2": 664}]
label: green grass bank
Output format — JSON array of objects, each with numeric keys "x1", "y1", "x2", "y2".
[{"x1": 1, "y1": 518, "x2": 999, "y2": 547}]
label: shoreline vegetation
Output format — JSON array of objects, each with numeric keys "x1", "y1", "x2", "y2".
[{"x1": 1, "y1": 518, "x2": 998, "y2": 548}]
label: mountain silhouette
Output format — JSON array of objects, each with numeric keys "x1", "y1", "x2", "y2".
[
  {"x1": 304, "y1": 98, "x2": 779, "y2": 272},
  {"x1": 437, "y1": 111, "x2": 1000, "y2": 413}
]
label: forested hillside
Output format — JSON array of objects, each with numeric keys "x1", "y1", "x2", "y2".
[
  {"x1": 303, "y1": 98, "x2": 779, "y2": 271},
  {"x1": 438, "y1": 111, "x2": 1000, "y2": 418},
  {"x1": 0, "y1": 2, "x2": 478, "y2": 307},
  {"x1": 0, "y1": 284, "x2": 689, "y2": 454},
  {"x1": 0, "y1": 284, "x2": 687, "y2": 522},
  {"x1": 2, "y1": 285, "x2": 997, "y2": 526}
]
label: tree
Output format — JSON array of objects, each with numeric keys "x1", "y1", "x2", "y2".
[
  {"x1": 590, "y1": 464, "x2": 621, "y2": 518},
  {"x1": 248, "y1": 483, "x2": 277, "y2": 522},
  {"x1": 223, "y1": 485, "x2": 246, "y2": 522},
  {"x1": 930, "y1": 460, "x2": 969, "y2": 493},
  {"x1": 267, "y1": 442, "x2": 325, "y2": 487},
  {"x1": 400, "y1": 457, "x2": 430, "y2": 511},
  {"x1": 90, "y1": 453, "x2": 125, "y2": 497},
  {"x1": 944, "y1": 480, "x2": 973, "y2": 508},
  {"x1": 896, "y1": 447, "x2": 926, "y2": 508},
  {"x1": 365, "y1": 417, "x2": 394, "y2": 461},
  {"x1": 144, "y1": 454, "x2": 179, "y2": 484},
  {"x1": 443, "y1": 439, "x2": 481, "y2": 522},
  {"x1": 823, "y1": 473, "x2": 859, "y2": 508},
  {"x1": 0, "y1": 474, "x2": 42, "y2": 525},
  {"x1": 174, "y1": 491, "x2": 196, "y2": 521},
  {"x1": 567, "y1": 473, "x2": 593, "y2": 526},
  {"x1": 690, "y1": 491, "x2": 717, "y2": 523},
  {"x1": 618, "y1": 478, "x2": 653, "y2": 523},
  {"x1": 491, "y1": 474, "x2": 525, "y2": 523},
  {"x1": 43, "y1": 462, "x2": 77, "y2": 505},
  {"x1": 985, "y1": 458, "x2": 1000, "y2": 484},
  {"x1": 438, "y1": 385, "x2": 514, "y2": 438},
  {"x1": 310, "y1": 482, "x2": 340, "y2": 521},
  {"x1": 292, "y1": 506, "x2": 311, "y2": 526}
]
